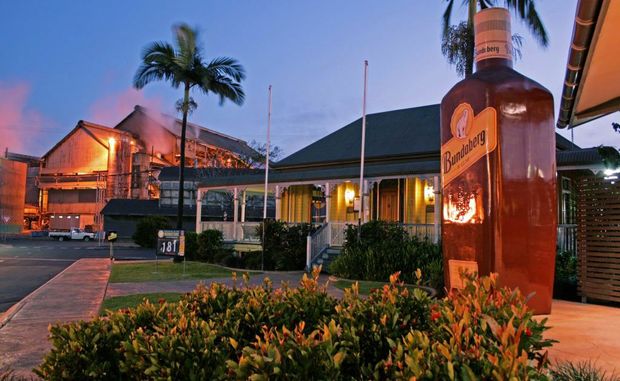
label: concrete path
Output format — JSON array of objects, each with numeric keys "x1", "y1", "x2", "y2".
[
  {"x1": 0, "y1": 258, "x2": 110, "y2": 375},
  {"x1": 106, "y1": 272, "x2": 345, "y2": 299},
  {"x1": 541, "y1": 300, "x2": 620, "y2": 374}
]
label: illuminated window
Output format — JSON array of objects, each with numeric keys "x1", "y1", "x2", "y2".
[{"x1": 443, "y1": 186, "x2": 483, "y2": 224}]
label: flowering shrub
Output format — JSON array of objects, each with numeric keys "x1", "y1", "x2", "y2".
[
  {"x1": 36, "y1": 270, "x2": 554, "y2": 380},
  {"x1": 330, "y1": 221, "x2": 444, "y2": 290}
]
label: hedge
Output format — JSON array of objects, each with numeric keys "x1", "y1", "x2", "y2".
[{"x1": 36, "y1": 271, "x2": 554, "y2": 380}]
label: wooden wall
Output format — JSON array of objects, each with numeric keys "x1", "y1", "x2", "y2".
[
  {"x1": 42, "y1": 128, "x2": 109, "y2": 174},
  {"x1": 577, "y1": 176, "x2": 620, "y2": 303}
]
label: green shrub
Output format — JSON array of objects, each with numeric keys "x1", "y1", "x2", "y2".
[
  {"x1": 256, "y1": 220, "x2": 314, "y2": 271},
  {"x1": 183, "y1": 231, "x2": 198, "y2": 260},
  {"x1": 330, "y1": 221, "x2": 443, "y2": 290},
  {"x1": 277, "y1": 223, "x2": 313, "y2": 270},
  {"x1": 551, "y1": 361, "x2": 620, "y2": 381},
  {"x1": 131, "y1": 216, "x2": 170, "y2": 248},
  {"x1": 554, "y1": 250, "x2": 579, "y2": 301},
  {"x1": 37, "y1": 272, "x2": 553, "y2": 380},
  {"x1": 197, "y1": 229, "x2": 224, "y2": 262}
]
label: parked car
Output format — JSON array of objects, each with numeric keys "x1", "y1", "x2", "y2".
[{"x1": 49, "y1": 228, "x2": 96, "y2": 242}]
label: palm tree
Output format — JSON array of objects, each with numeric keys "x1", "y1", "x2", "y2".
[
  {"x1": 441, "y1": 0, "x2": 548, "y2": 77},
  {"x1": 134, "y1": 24, "x2": 245, "y2": 230}
]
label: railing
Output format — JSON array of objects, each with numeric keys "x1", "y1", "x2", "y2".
[
  {"x1": 330, "y1": 222, "x2": 348, "y2": 247},
  {"x1": 307, "y1": 223, "x2": 331, "y2": 269},
  {"x1": 402, "y1": 224, "x2": 437, "y2": 243},
  {"x1": 557, "y1": 224, "x2": 577, "y2": 253},
  {"x1": 201, "y1": 221, "x2": 261, "y2": 242}
]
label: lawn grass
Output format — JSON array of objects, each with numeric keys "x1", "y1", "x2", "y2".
[
  {"x1": 109, "y1": 261, "x2": 235, "y2": 283},
  {"x1": 100, "y1": 292, "x2": 183, "y2": 314},
  {"x1": 333, "y1": 279, "x2": 419, "y2": 295}
]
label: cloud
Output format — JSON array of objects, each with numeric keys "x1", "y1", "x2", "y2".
[
  {"x1": 0, "y1": 81, "x2": 54, "y2": 156},
  {"x1": 87, "y1": 87, "x2": 165, "y2": 127}
]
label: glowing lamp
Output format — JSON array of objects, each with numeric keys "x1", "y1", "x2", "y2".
[
  {"x1": 344, "y1": 189, "x2": 355, "y2": 205},
  {"x1": 108, "y1": 137, "x2": 116, "y2": 148},
  {"x1": 424, "y1": 183, "x2": 435, "y2": 204}
]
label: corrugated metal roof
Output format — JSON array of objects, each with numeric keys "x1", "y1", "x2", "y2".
[
  {"x1": 199, "y1": 159, "x2": 439, "y2": 188},
  {"x1": 102, "y1": 199, "x2": 202, "y2": 216},
  {"x1": 556, "y1": 147, "x2": 606, "y2": 167},
  {"x1": 275, "y1": 104, "x2": 441, "y2": 168},
  {"x1": 158, "y1": 167, "x2": 263, "y2": 181}
]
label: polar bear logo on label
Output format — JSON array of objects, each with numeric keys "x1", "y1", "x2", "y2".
[
  {"x1": 450, "y1": 103, "x2": 474, "y2": 140},
  {"x1": 455, "y1": 109, "x2": 469, "y2": 138}
]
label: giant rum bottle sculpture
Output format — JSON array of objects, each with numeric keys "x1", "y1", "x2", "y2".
[{"x1": 440, "y1": 7, "x2": 556, "y2": 313}]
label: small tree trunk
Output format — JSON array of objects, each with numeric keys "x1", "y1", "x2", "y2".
[{"x1": 176, "y1": 83, "x2": 191, "y2": 230}]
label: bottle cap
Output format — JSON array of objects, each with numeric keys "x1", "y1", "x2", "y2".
[{"x1": 474, "y1": 7, "x2": 513, "y2": 63}]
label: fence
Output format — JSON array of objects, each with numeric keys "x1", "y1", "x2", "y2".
[
  {"x1": 201, "y1": 221, "x2": 261, "y2": 242},
  {"x1": 577, "y1": 176, "x2": 620, "y2": 303},
  {"x1": 402, "y1": 223, "x2": 438, "y2": 243}
]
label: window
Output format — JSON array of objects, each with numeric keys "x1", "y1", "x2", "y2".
[{"x1": 560, "y1": 177, "x2": 575, "y2": 224}]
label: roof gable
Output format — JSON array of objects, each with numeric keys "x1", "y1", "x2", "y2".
[
  {"x1": 41, "y1": 120, "x2": 122, "y2": 160},
  {"x1": 275, "y1": 104, "x2": 440, "y2": 168}
]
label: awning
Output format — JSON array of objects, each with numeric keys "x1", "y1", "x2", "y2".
[{"x1": 557, "y1": 0, "x2": 620, "y2": 128}]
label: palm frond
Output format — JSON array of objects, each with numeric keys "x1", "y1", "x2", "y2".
[
  {"x1": 200, "y1": 75, "x2": 245, "y2": 106},
  {"x1": 173, "y1": 23, "x2": 201, "y2": 69},
  {"x1": 504, "y1": 0, "x2": 549, "y2": 47},
  {"x1": 442, "y1": 0, "x2": 455, "y2": 39},
  {"x1": 133, "y1": 41, "x2": 180, "y2": 89},
  {"x1": 525, "y1": 2, "x2": 549, "y2": 46},
  {"x1": 207, "y1": 57, "x2": 246, "y2": 82},
  {"x1": 511, "y1": 33, "x2": 524, "y2": 61}
]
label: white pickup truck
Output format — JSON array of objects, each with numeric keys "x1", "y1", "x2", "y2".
[{"x1": 49, "y1": 228, "x2": 96, "y2": 242}]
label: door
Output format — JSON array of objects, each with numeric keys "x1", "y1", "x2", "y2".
[{"x1": 380, "y1": 190, "x2": 398, "y2": 222}]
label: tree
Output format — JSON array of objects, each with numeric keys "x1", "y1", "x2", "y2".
[
  {"x1": 134, "y1": 24, "x2": 245, "y2": 229},
  {"x1": 441, "y1": 0, "x2": 547, "y2": 77},
  {"x1": 240, "y1": 140, "x2": 283, "y2": 168}
]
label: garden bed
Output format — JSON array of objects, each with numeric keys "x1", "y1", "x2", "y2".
[{"x1": 37, "y1": 270, "x2": 554, "y2": 380}]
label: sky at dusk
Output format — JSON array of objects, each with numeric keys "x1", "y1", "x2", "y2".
[{"x1": 0, "y1": 0, "x2": 617, "y2": 158}]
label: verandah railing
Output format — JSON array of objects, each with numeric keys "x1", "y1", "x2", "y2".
[
  {"x1": 202, "y1": 221, "x2": 575, "y2": 254},
  {"x1": 201, "y1": 221, "x2": 261, "y2": 242},
  {"x1": 557, "y1": 224, "x2": 577, "y2": 253}
]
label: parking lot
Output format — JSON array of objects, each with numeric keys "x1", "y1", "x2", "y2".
[{"x1": 0, "y1": 238, "x2": 156, "y2": 313}]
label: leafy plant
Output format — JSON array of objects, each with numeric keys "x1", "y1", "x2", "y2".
[
  {"x1": 183, "y1": 231, "x2": 198, "y2": 260},
  {"x1": 132, "y1": 216, "x2": 170, "y2": 248},
  {"x1": 554, "y1": 249, "x2": 578, "y2": 301},
  {"x1": 196, "y1": 229, "x2": 224, "y2": 262},
  {"x1": 330, "y1": 221, "x2": 444, "y2": 290},
  {"x1": 551, "y1": 361, "x2": 620, "y2": 381},
  {"x1": 255, "y1": 220, "x2": 314, "y2": 271},
  {"x1": 37, "y1": 272, "x2": 553, "y2": 380}
]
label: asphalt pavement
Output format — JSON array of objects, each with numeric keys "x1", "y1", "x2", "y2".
[{"x1": 0, "y1": 238, "x2": 155, "y2": 313}]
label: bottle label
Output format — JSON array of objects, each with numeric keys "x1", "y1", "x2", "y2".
[
  {"x1": 474, "y1": 8, "x2": 513, "y2": 62},
  {"x1": 441, "y1": 103, "x2": 497, "y2": 187}
]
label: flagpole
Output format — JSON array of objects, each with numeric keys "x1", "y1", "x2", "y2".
[
  {"x1": 262, "y1": 85, "x2": 272, "y2": 271},
  {"x1": 359, "y1": 60, "x2": 368, "y2": 228},
  {"x1": 263, "y1": 85, "x2": 272, "y2": 219}
]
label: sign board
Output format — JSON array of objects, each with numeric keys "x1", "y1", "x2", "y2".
[
  {"x1": 353, "y1": 198, "x2": 361, "y2": 212},
  {"x1": 106, "y1": 231, "x2": 118, "y2": 242},
  {"x1": 156, "y1": 230, "x2": 185, "y2": 257},
  {"x1": 448, "y1": 259, "x2": 479, "y2": 290},
  {"x1": 441, "y1": 103, "x2": 497, "y2": 187}
]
